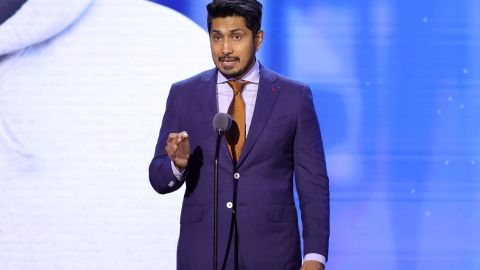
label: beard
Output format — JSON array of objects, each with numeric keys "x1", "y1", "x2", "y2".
[{"x1": 216, "y1": 51, "x2": 256, "y2": 79}]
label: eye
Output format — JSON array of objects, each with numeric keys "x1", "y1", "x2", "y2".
[
  {"x1": 212, "y1": 35, "x2": 222, "y2": 41},
  {"x1": 233, "y1": 35, "x2": 242, "y2": 41}
]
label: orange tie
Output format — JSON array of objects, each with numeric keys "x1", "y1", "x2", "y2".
[{"x1": 226, "y1": 80, "x2": 249, "y2": 163}]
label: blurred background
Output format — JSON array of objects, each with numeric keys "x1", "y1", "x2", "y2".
[{"x1": 1, "y1": 0, "x2": 479, "y2": 269}]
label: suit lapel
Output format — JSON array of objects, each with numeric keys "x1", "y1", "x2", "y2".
[
  {"x1": 197, "y1": 68, "x2": 232, "y2": 163},
  {"x1": 197, "y1": 68, "x2": 218, "y2": 125},
  {"x1": 237, "y1": 66, "x2": 279, "y2": 168}
]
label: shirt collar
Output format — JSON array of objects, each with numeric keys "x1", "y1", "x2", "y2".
[{"x1": 217, "y1": 59, "x2": 260, "y2": 84}]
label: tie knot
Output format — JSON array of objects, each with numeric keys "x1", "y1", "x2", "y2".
[{"x1": 227, "y1": 80, "x2": 249, "y2": 94}]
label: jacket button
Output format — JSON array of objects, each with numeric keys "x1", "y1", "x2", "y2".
[
  {"x1": 226, "y1": 202, "x2": 233, "y2": 209},
  {"x1": 233, "y1": 173, "x2": 240, "y2": 180},
  {"x1": 168, "y1": 181, "x2": 175, "y2": 187}
]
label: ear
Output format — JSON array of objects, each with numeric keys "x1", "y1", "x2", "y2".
[{"x1": 255, "y1": 30, "x2": 264, "y2": 51}]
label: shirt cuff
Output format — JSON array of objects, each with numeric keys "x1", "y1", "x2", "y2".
[
  {"x1": 304, "y1": 253, "x2": 326, "y2": 265},
  {"x1": 170, "y1": 161, "x2": 186, "y2": 181}
]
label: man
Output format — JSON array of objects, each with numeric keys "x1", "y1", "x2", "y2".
[{"x1": 149, "y1": 0, "x2": 330, "y2": 269}]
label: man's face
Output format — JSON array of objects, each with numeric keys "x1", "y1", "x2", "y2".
[{"x1": 209, "y1": 16, "x2": 263, "y2": 79}]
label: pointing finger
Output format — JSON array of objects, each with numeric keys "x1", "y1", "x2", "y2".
[{"x1": 176, "y1": 131, "x2": 189, "y2": 143}]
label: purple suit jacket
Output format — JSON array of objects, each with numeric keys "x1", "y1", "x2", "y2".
[{"x1": 149, "y1": 65, "x2": 330, "y2": 270}]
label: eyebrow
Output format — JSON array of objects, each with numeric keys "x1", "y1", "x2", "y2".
[{"x1": 210, "y1": 29, "x2": 244, "y2": 34}]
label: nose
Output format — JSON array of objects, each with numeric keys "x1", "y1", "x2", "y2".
[{"x1": 222, "y1": 40, "x2": 233, "y2": 55}]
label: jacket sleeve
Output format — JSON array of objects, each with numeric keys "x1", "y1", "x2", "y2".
[
  {"x1": 149, "y1": 84, "x2": 185, "y2": 194},
  {"x1": 293, "y1": 86, "x2": 330, "y2": 260}
]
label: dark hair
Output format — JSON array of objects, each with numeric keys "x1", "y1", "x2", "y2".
[{"x1": 207, "y1": 0, "x2": 263, "y2": 35}]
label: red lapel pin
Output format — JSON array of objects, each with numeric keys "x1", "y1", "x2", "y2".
[{"x1": 272, "y1": 87, "x2": 278, "y2": 93}]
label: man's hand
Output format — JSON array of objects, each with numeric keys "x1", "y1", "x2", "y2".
[
  {"x1": 300, "y1": 260, "x2": 325, "y2": 270},
  {"x1": 165, "y1": 131, "x2": 190, "y2": 170}
]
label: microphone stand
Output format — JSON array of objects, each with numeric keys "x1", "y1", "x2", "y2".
[
  {"x1": 212, "y1": 113, "x2": 231, "y2": 270},
  {"x1": 213, "y1": 129, "x2": 223, "y2": 270}
]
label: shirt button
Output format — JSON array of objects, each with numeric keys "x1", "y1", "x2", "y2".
[
  {"x1": 233, "y1": 173, "x2": 240, "y2": 180},
  {"x1": 168, "y1": 181, "x2": 175, "y2": 188},
  {"x1": 226, "y1": 202, "x2": 233, "y2": 209}
]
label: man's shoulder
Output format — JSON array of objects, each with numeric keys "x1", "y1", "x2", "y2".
[
  {"x1": 172, "y1": 67, "x2": 216, "y2": 89},
  {"x1": 261, "y1": 66, "x2": 309, "y2": 90}
]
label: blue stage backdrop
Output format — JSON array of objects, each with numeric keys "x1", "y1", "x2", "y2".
[{"x1": 152, "y1": 0, "x2": 480, "y2": 269}]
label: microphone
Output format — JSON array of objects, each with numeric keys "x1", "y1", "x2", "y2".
[{"x1": 213, "y1": 112, "x2": 232, "y2": 135}]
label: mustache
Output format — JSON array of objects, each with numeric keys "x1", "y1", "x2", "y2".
[{"x1": 219, "y1": 56, "x2": 239, "y2": 61}]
